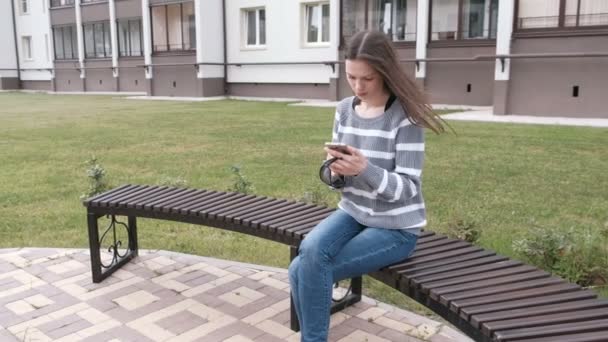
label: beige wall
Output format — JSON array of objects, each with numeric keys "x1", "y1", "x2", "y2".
[{"x1": 507, "y1": 36, "x2": 608, "y2": 118}]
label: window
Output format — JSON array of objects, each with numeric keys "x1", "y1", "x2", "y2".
[
  {"x1": 305, "y1": 2, "x2": 330, "y2": 44},
  {"x1": 20, "y1": 0, "x2": 29, "y2": 14},
  {"x1": 517, "y1": 0, "x2": 608, "y2": 29},
  {"x1": 118, "y1": 19, "x2": 143, "y2": 57},
  {"x1": 151, "y1": 2, "x2": 196, "y2": 52},
  {"x1": 431, "y1": 0, "x2": 498, "y2": 40},
  {"x1": 84, "y1": 21, "x2": 112, "y2": 58},
  {"x1": 370, "y1": 0, "x2": 417, "y2": 41},
  {"x1": 22, "y1": 36, "x2": 33, "y2": 60},
  {"x1": 243, "y1": 8, "x2": 266, "y2": 47},
  {"x1": 53, "y1": 25, "x2": 78, "y2": 60},
  {"x1": 517, "y1": 0, "x2": 560, "y2": 29},
  {"x1": 50, "y1": 0, "x2": 74, "y2": 7},
  {"x1": 565, "y1": 0, "x2": 608, "y2": 27}
]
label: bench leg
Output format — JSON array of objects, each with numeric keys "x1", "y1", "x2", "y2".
[
  {"x1": 288, "y1": 246, "x2": 362, "y2": 332},
  {"x1": 88, "y1": 212, "x2": 138, "y2": 283}
]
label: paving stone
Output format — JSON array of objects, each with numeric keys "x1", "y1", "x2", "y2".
[{"x1": 0, "y1": 248, "x2": 468, "y2": 342}]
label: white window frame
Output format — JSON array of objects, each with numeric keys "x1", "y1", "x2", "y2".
[
  {"x1": 20, "y1": 0, "x2": 29, "y2": 14},
  {"x1": 302, "y1": 1, "x2": 331, "y2": 46},
  {"x1": 242, "y1": 7, "x2": 266, "y2": 49},
  {"x1": 22, "y1": 36, "x2": 33, "y2": 60}
]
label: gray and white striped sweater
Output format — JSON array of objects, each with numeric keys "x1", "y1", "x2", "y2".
[{"x1": 333, "y1": 96, "x2": 426, "y2": 234}]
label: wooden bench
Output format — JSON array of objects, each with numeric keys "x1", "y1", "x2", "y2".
[{"x1": 83, "y1": 184, "x2": 608, "y2": 342}]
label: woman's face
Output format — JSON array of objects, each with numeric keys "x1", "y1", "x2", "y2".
[{"x1": 345, "y1": 59, "x2": 385, "y2": 102}]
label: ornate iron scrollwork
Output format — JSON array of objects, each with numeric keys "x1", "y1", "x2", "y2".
[{"x1": 98, "y1": 215, "x2": 130, "y2": 269}]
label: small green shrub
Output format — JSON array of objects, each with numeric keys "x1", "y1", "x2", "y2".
[
  {"x1": 228, "y1": 165, "x2": 254, "y2": 194},
  {"x1": 513, "y1": 226, "x2": 608, "y2": 287},
  {"x1": 80, "y1": 156, "x2": 110, "y2": 200},
  {"x1": 446, "y1": 216, "x2": 480, "y2": 243}
]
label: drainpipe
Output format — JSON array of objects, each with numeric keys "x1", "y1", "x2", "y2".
[
  {"x1": 75, "y1": 0, "x2": 86, "y2": 91},
  {"x1": 109, "y1": 0, "x2": 119, "y2": 91},
  {"x1": 222, "y1": 0, "x2": 227, "y2": 95},
  {"x1": 10, "y1": 0, "x2": 22, "y2": 88}
]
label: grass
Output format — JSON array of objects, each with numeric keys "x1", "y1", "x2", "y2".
[{"x1": 1, "y1": 92, "x2": 607, "y2": 313}]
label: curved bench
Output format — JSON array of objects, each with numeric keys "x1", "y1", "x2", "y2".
[{"x1": 83, "y1": 184, "x2": 608, "y2": 342}]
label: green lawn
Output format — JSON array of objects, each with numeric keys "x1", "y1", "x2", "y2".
[{"x1": 1, "y1": 92, "x2": 607, "y2": 315}]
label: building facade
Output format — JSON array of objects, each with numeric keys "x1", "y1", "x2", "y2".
[{"x1": 2, "y1": 0, "x2": 608, "y2": 118}]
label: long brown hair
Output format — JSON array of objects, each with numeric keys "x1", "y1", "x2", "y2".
[{"x1": 345, "y1": 30, "x2": 446, "y2": 134}]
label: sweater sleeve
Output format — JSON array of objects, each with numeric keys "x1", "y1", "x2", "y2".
[{"x1": 352, "y1": 123, "x2": 425, "y2": 202}]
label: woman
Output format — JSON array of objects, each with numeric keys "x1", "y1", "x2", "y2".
[{"x1": 288, "y1": 30, "x2": 446, "y2": 341}]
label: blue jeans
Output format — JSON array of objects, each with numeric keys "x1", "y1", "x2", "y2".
[{"x1": 288, "y1": 209, "x2": 418, "y2": 342}]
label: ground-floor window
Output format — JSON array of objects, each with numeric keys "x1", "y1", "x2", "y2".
[
  {"x1": 151, "y1": 2, "x2": 196, "y2": 52},
  {"x1": 53, "y1": 25, "x2": 78, "y2": 60},
  {"x1": 84, "y1": 21, "x2": 112, "y2": 59},
  {"x1": 118, "y1": 19, "x2": 143, "y2": 57}
]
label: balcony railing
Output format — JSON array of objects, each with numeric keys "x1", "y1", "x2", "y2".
[
  {"x1": 152, "y1": 44, "x2": 195, "y2": 53},
  {"x1": 50, "y1": 0, "x2": 75, "y2": 8},
  {"x1": 565, "y1": 13, "x2": 608, "y2": 27}
]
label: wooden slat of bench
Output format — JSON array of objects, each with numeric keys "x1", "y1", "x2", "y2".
[
  {"x1": 192, "y1": 193, "x2": 251, "y2": 218},
  {"x1": 172, "y1": 191, "x2": 224, "y2": 214},
  {"x1": 179, "y1": 191, "x2": 234, "y2": 214},
  {"x1": 128, "y1": 187, "x2": 177, "y2": 209},
  {"x1": 270, "y1": 208, "x2": 334, "y2": 232},
  {"x1": 492, "y1": 318, "x2": 608, "y2": 341},
  {"x1": 247, "y1": 202, "x2": 314, "y2": 228},
  {"x1": 231, "y1": 199, "x2": 294, "y2": 225},
  {"x1": 259, "y1": 205, "x2": 325, "y2": 231},
  {"x1": 159, "y1": 189, "x2": 214, "y2": 213},
  {"x1": 407, "y1": 255, "x2": 512, "y2": 288},
  {"x1": 441, "y1": 276, "x2": 564, "y2": 307},
  {"x1": 511, "y1": 331, "x2": 608, "y2": 342},
  {"x1": 207, "y1": 195, "x2": 266, "y2": 220},
  {"x1": 186, "y1": 192, "x2": 246, "y2": 216},
  {"x1": 108, "y1": 186, "x2": 166, "y2": 208},
  {"x1": 394, "y1": 245, "x2": 485, "y2": 271},
  {"x1": 482, "y1": 308, "x2": 608, "y2": 336},
  {"x1": 434, "y1": 271, "x2": 554, "y2": 303},
  {"x1": 415, "y1": 260, "x2": 523, "y2": 287},
  {"x1": 421, "y1": 264, "x2": 537, "y2": 295},
  {"x1": 414, "y1": 234, "x2": 444, "y2": 246},
  {"x1": 94, "y1": 185, "x2": 150, "y2": 207},
  {"x1": 471, "y1": 298, "x2": 608, "y2": 330},
  {"x1": 461, "y1": 290, "x2": 599, "y2": 321},
  {"x1": 449, "y1": 283, "x2": 581, "y2": 313},
  {"x1": 412, "y1": 237, "x2": 462, "y2": 251},
  {"x1": 83, "y1": 184, "x2": 132, "y2": 205},
  {"x1": 200, "y1": 194, "x2": 259, "y2": 219},
  {"x1": 144, "y1": 188, "x2": 197, "y2": 210},
  {"x1": 224, "y1": 198, "x2": 288, "y2": 224},
  {"x1": 409, "y1": 240, "x2": 473, "y2": 259}
]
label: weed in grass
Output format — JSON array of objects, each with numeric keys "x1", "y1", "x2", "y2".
[
  {"x1": 513, "y1": 226, "x2": 608, "y2": 287},
  {"x1": 80, "y1": 156, "x2": 110, "y2": 200},
  {"x1": 228, "y1": 165, "x2": 255, "y2": 194}
]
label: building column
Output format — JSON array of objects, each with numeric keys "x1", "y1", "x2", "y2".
[
  {"x1": 142, "y1": 0, "x2": 153, "y2": 95},
  {"x1": 327, "y1": 0, "x2": 340, "y2": 101},
  {"x1": 109, "y1": 0, "x2": 119, "y2": 91},
  {"x1": 75, "y1": 0, "x2": 86, "y2": 91},
  {"x1": 493, "y1": 0, "x2": 515, "y2": 115},
  {"x1": 415, "y1": 0, "x2": 430, "y2": 89},
  {"x1": 194, "y1": 0, "x2": 204, "y2": 96}
]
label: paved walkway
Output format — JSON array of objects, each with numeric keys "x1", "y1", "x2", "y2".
[{"x1": 0, "y1": 248, "x2": 472, "y2": 342}]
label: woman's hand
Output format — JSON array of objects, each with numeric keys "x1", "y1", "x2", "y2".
[{"x1": 324, "y1": 145, "x2": 367, "y2": 176}]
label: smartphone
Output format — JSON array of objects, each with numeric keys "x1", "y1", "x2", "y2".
[{"x1": 325, "y1": 142, "x2": 351, "y2": 155}]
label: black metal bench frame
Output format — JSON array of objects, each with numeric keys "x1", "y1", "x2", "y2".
[{"x1": 84, "y1": 185, "x2": 608, "y2": 342}]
